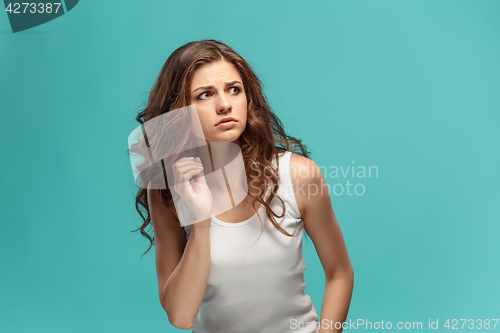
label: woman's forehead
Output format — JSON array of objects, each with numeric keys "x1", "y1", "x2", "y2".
[{"x1": 191, "y1": 61, "x2": 242, "y2": 86}]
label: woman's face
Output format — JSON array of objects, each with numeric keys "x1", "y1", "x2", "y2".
[{"x1": 189, "y1": 60, "x2": 247, "y2": 145}]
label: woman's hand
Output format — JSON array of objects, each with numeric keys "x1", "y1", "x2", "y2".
[{"x1": 172, "y1": 156, "x2": 213, "y2": 224}]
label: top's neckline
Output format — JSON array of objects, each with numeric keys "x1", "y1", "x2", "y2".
[{"x1": 211, "y1": 204, "x2": 265, "y2": 228}]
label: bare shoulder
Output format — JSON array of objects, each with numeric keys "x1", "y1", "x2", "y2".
[
  {"x1": 289, "y1": 153, "x2": 324, "y2": 185},
  {"x1": 289, "y1": 153, "x2": 328, "y2": 219},
  {"x1": 289, "y1": 154, "x2": 352, "y2": 280},
  {"x1": 289, "y1": 153, "x2": 318, "y2": 174}
]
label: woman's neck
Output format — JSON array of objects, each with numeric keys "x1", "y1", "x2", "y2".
[
  {"x1": 192, "y1": 136, "x2": 248, "y2": 207},
  {"x1": 192, "y1": 136, "x2": 242, "y2": 172}
]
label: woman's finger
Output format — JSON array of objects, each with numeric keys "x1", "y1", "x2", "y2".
[
  {"x1": 173, "y1": 156, "x2": 197, "y2": 168},
  {"x1": 179, "y1": 164, "x2": 204, "y2": 182},
  {"x1": 175, "y1": 161, "x2": 203, "y2": 177},
  {"x1": 192, "y1": 157, "x2": 207, "y2": 184},
  {"x1": 177, "y1": 167, "x2": 204, "y2": 197}
]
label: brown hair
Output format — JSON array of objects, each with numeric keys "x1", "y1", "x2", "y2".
[{"x1": 130, "y1": 39, "x2": 310, "y2": 256}]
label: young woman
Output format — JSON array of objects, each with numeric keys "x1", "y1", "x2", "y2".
[{"x1": 131, "y1": 40, "x2": 354, "y2": 332}]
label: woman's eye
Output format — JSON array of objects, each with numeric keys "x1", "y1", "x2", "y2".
[
  {"x1": 229, "y1": 87, "x2": 240, "y2": 94},
  {"x1": 197, "y1": 92, "x2": 211, "y2": 100},
  {"x1": 197, "y1": 88, "x2": 239, "y2": 100}
]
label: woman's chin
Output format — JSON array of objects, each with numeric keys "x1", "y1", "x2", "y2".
[
  {"x1": 208, "y1": 138, "x2": 240, "y2": 144},
  {"x1": 207, "y1": 132, "x2": 242, "y2": 144}
]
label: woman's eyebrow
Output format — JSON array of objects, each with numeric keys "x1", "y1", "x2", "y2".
[{"x1": 192, "y1": 80, "x2": 242, "y2": 94}]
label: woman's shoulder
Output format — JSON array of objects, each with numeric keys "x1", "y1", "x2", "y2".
[
  {"x1": 271, "y1": 148, "x2": 322, "y2": 183},
  {"x1": 289, "y1": 153, "x2": 321, "y2": 179},
  {"x1": 289, "y1": 153, "x2": 326, "y2": 217}
]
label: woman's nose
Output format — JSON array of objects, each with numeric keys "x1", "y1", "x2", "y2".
[{"x1": 217, "y1": 94, "x2": 232, "y2": 113}]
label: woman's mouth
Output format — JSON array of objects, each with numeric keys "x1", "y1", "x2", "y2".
[
  {"x1": 215, "y1": 117, "x2": 238, "y2": 127},
  {"x1": 216, "y1": 120, "x2": 238, "y2": 128}
]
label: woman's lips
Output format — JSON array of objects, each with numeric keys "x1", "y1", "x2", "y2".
[{"x1": 215, "y1": 120, "x2": 237, "y2": 128}]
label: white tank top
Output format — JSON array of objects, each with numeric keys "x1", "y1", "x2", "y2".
[{"x1": 183, "y1": 150, "x2": 319, "y2": 333}]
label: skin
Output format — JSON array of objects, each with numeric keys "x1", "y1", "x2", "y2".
[
  {"x1": 189, "y1": 59, "x2": 247, "y2": 145},
  {"x1": 148, "y1": 60, "x2": 354, "y2": 331},
  {"x1": 290, "y1": 154, "x2": 354, "y2": 332}
]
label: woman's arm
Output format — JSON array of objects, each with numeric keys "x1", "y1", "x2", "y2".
[
  {"x1": 290, "y1": 154, "x2": 354, "y2": 333},
  {"x1": 148, "y1": 186, "x2": 211, "y2": 330}
]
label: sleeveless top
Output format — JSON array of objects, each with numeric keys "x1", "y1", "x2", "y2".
[{"x1": 183, "y1": 151, "x2": 319, "y2": 333}]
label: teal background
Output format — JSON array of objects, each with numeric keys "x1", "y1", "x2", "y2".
[{"x1": 1, "y1": 0, "x2": 499, "y2": 332}]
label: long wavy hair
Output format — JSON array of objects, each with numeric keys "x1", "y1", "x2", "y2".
[{"x1": 130, "y1": 39, "x2": 310, "y2": 257}]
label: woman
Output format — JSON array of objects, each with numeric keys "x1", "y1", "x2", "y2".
[{"x1": 131, "y1": 39, "x2": 354, "y2": 332}]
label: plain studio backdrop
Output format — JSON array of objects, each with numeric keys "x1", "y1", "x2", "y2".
[{"x1": 1, "y1": 0, "x2": 499, "y2": 332}]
